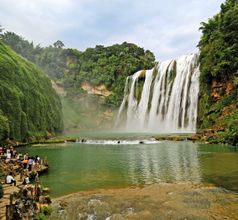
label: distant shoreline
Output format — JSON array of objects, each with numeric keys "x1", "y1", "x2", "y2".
[{"x1": 10, "y1": 130, "x2": 233, "y2": 148}]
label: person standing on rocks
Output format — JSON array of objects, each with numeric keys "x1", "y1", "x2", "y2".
[{"x1": 6, "y1": 172, "x2": 16, "y2": 186}]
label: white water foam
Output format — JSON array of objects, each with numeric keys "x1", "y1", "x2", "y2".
[
  {"x1": 116, "y1": 54, "x2": 200, "y2": 133},
  {"x1": 76, "y1": 139, "x2": 160, "y2": 145}
]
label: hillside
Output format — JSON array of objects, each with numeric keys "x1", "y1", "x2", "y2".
[
  {"x1": 198, "y1": 0, "x2": 238, "y2": 145},
  {"x1": 0, "y1": 32, "x2": 155, "y2": 130},
  {"x1": 0, "y1": 42, "x2": 63, "y2": 142}
]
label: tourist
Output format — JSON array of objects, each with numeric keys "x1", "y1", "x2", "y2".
[
  {"x1": 6, "y1": 149, "x2": 11, "y2": 159},
  {"x1": 13, "y1": 148, "x2": 17, "y2": 158},
  {"x1": 6, "y1": 172, "x2": 16, "y2": 186},
  {"x1": 10, "y1": 146, "x2": 14, "y2": 158},
  {"x1": 23, "y1": 153, "x2": 28, "y2": 160},
  {"x1": 19, "y1": 165, "x2": 24, "y2": 181},
  {"x1": 34, "y1": 155, "x2": 40, "y2": 168},
  {"x1": 23, "y1": 158, "x2": 28, "y2": 169},
  {"x1": 28, "y1": 157, "x2": 33, "y2": 171},
  {"x1": 23, "y1": 175, "x2": 30, "y2": 185},
  {"x1": 3, "y1": 146, "x2": 6, "y2": 155}
]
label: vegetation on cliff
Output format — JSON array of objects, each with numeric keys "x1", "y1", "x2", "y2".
[
  {"x1": 0, "y1": 30, "x2": 155, "y2": 130},
  {"x1": 0, "y1": 31, "x2": 155, "y2": 107},
  {"x1": 0, "y1": 42, "x2": 63, "y2": 142},
  {"x1": 198, "y1": 0, "x2": 238, "y2": 145}
]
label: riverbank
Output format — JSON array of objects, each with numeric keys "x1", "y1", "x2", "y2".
[{"x1": 50, "y1": 182, "x2": 238, "y2": 220}]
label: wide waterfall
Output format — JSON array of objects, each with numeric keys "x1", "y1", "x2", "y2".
[{"x1": 115, "y1": 53, "x2": 200, "y2": 133}]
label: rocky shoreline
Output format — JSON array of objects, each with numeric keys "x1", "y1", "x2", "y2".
[
  {"x1": 0, "y1": 154, "x2": 51, "y2": 219},
  {"x1": 50, "y1": 183, "x2": 238, "y2": 220}
]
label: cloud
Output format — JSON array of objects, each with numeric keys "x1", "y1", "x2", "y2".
[{"x1": 0, "y1": 0, "x2": 224, "y2": 60}]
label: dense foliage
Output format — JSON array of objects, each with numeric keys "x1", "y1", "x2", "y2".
[
  {"x1": 199, "y1": 0, "x2": 238, "y2": 84},
  {"x1": 73, "y1": 43, "x2": 155, "y2": 107},
  {"x1": 198, "y1": 0, "x2": 238, "y2": 146},
  {"x1": 0, "y1": 31, "x2": 155, "y2": 108},
  {"x1": 0, "y1": 42, "x2": 63, "y2": 142}
]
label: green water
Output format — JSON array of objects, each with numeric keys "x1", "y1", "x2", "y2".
[{"x1": 18, "y1": 140, "x2": 238, "y2": 198}]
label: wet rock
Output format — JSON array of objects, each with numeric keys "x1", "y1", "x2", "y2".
[
  {"x1": 88, "y1": 199, "x2": 102, "y2": 208},
  {"x1": 122, "y1": 207, "x2": 134, "y2": 215},
  {"x1": 42, "y1": 187, "x2": 50, "y2": 193},
  {"x1": 109, "y1": 213, "x2": 125, "y2": 220},
  {"x1": 87, "y1": 213, "x2": 97, "y2": 220}
]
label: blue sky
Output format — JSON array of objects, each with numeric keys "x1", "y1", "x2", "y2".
[{"x1": 0, "y1": 0, "x2": 224, "y2": 60}]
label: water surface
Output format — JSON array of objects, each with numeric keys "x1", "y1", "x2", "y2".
[{"x1": 18, "y1": 140, "x2": 238, "y2": 197}]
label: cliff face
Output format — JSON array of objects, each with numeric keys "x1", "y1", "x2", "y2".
[
  {"x1": 81, "y1": 82, "x2": 112, "y2": 97},
  {"x1": 198, "y1": 79, "x2": 238, "y2": 145},
  {"x1": 197, "y1": 0, "x2": 238, "y2": 146},
  {"x1": 0, "y1": 42, "x2": 63, "y2": 142}
]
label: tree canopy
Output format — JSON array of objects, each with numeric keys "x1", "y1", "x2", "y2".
[
  {"x1": 0, "y1": 30, "x2": 155, "y2": 107},
  {"x1": 198, "y1": 0, "x2": 238, "y2": 84}
]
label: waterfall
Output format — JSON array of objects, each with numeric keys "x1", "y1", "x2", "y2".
[{"x1": 116, "y1": 53, "x2": 200, "y2": 133}]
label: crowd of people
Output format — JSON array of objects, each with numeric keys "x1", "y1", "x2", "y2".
[
  {"x1": 0, "y1": 146, "x2": 17, "y2": 159},
  {"x1": 1, "y1": 145, "x2": 51, "y2": 219},
  {"x1": 0, "y1": 145, "x2": 47, "y2": 187}
]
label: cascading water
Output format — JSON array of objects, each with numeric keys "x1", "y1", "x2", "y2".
[{"x1": 115, "y1": 53, "x2": 200, "y2": 133}]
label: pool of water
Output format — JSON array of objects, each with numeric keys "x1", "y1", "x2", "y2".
[{"x1": 18, "y1": 139, "x2": 238, "y2": 198}]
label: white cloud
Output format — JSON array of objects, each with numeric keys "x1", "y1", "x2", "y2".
[{"x1": 0, "y1": 0, "x2": 224, "y2": 60}]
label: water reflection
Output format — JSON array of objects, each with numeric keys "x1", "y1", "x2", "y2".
[
  {"x1": 127, "y1": 142, "x2": 201, "y2": 184},
  {"x1": 18, "y1": 141, "x2": 238, "y2": 197}
]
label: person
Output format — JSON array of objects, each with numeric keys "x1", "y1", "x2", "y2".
[
  {"x1": 23, "y1": 158, "x2": 28, "y2": 169},
  {"x1": 10, "y1": 146, "x2": 14, "y2": 158},
  {"x1": 28, "y1": 157, "x2": 33, "y2": 171},
  {"x1": 23, "y1": 153, "x2": 28, "y2": 160},
  {"x1": 6, "y1": 149, "x2": 11, "y2": 159},
  {"x1": 6, "y1": 173, "x2": 16, "y2": 186},
  {"x1": 23, "y1": 175, "x2": 30, "y2": 185},
  {"x1": 13, "y1": 148, "x2": 17, "y2": 158}
]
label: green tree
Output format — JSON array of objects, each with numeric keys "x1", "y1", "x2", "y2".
[
  {"x1": 53, "y1": 40, "x2": 65, "y2": 48},
  {"x1": 0, "y1": 25, "x2": 3, "y2": 34},
  {"x1": 199, "y1": 0, "x2": 238, "y2": 83}
]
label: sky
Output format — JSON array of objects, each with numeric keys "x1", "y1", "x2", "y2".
[{"x1": 0, "y1": 0, "x2": 224, "y2": 61}]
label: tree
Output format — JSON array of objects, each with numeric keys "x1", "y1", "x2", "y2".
[
  {"x1": 198, "y1": 0, "x2": 238, "y2": 82},
  {"x1": 53, "y1": 40, "x2": 65, "y2": 48},
  {"x1": 0, "y1": 25, "x2": 3, "y2": 34}
]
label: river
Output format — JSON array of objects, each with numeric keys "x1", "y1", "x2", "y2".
[{"x1": 18, "y1": 133, "x2": 238, "y2": 198}]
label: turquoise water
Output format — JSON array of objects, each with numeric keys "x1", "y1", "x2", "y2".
[{"x1": 18, "y1": 140, "x2": 238, "y2": 198}]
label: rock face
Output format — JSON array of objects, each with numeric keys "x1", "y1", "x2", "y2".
[
  {"x1": 198, "y1": 77, "x2": 238, "y2": 145},
  {"x1": 81, "y1": 82, "x2": 112, "y2": 97},
  {"x1": 211, "y1": 80, "x2": 234, "y2": 101},
  {"x1": 51, "y1": 81, "x2": 67, "y2": 97}
]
